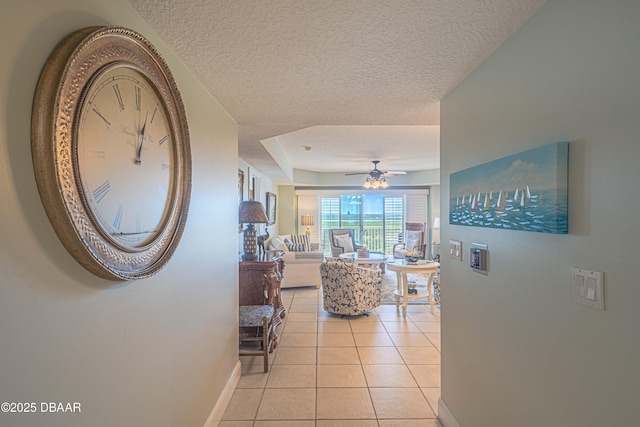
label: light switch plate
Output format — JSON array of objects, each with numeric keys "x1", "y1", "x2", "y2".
[
  {"x1": 572, "y1": 267, "x2": 604, "y2": 310},
  {"x1": 449, "y1": 240, "x2": 462, "y2": 261}
]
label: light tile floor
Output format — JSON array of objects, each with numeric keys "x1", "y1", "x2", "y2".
[{"x1": 222, "y1": 286, "x2": 442, "y2": 427}]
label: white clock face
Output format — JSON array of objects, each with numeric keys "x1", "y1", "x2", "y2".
[{"x1": 77, "y1": 64, "x2": 175, "y2": 249}]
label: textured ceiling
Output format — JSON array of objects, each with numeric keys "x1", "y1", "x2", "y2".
[
  {"x1": 127, "y1": 0, "x2": 546, "y2": 181},
  {"x1": 270, "y1": 125, "x2": 440, "y2": 173}
]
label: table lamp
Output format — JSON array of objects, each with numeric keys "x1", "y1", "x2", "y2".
[
  {"x1": 301, "y1": 214, "x2": 314, "y2": 235},
  {"x1": 239, "y1": 201, "x2": 269, "y2": 261}
]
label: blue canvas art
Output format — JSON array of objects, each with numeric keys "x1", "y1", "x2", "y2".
[{"x1": 449, "y1": 142, "x2": 569, "y2": 234}]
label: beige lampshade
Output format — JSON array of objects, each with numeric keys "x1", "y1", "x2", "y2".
[
  {"x1": 301, "y1": 214, "x2": 314, "y2": 226},
  {"x1": 239, "y1": 201, "x2": 269, "y2": 224}
]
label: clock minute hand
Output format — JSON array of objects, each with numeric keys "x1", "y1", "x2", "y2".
[
  {"x1": 135, "y1": 111, "x2": 148, "y2": 165},
  {"x1": 112, "y1": 230, "x2": 157, "y2": 236}
]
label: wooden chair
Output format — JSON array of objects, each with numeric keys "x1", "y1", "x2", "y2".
[
  {"x1": 393, "y1": 222, "x2": 427, "y2": 259},
  {"x1": 239, "y1": 305, "x2": 275, "y2": 373},
  {"x1": 328, "y1": 229, "x2": 363, "y2": 257}
]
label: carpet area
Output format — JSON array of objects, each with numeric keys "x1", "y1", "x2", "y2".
[{"x1": 379, "y1": 271, "x2": 433, "y2": 305}]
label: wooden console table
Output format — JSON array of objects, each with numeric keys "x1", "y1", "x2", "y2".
[{"x1": 239, "y1": 251, "x2": 286, "y2": 351}]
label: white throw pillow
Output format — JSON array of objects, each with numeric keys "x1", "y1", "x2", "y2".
[
  {"x1": 405, "y1": 238, "x2": 419, "y2": 251},
  {"x1": 404, "y1": 230, "x2": 422, "y2": 251},
  {"x1": 334, "y1": 234, "x2": 354, "y2": 253},
  {"x1": 270, "y1": 237, "x2": 289, "y2": 252}
]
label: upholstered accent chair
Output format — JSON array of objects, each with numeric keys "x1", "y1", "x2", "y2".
[
  {"x1": 393, "y1": 222, "x2": 427, "y2": 259},
  {"x1": 328, "y1": 228, "x2": 363, "y2": 257},
  {"x1": 319, "y1": 258, "x2": 381, "y2": 316}
]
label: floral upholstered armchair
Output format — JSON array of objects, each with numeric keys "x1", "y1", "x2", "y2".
[{"x1": 319, "y1": 258, "x2": 381, "y2": 316}]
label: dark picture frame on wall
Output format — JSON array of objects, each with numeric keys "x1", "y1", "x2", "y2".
[
  {"x1": 238, "y1": 169, "x2": 244, "y2": 232},
  {"x1": 266, "y1": 192, "x2": 277, "y2": 225}
]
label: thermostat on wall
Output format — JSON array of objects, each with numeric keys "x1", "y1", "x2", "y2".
[{"x1": 470, "y1": 243, "x2": 489, "y2": 274}]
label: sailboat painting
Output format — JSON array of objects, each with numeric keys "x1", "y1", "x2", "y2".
[{"x1": 449, "y1": 142, "x2": 569, "y2": 234}]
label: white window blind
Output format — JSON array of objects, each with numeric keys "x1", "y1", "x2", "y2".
[
  {"x1": 319, "y1": 197, "x2": 340, "y2": 254},
  {"x1": 405, "y1": 193, "x2": 428, "y2": 223},
  {"x1": 384, "y1": 197, "x2": 404, "y2": 253}
]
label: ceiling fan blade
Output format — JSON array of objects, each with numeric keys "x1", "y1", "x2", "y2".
[{"x1": 345, "y1": 161, "x2": 405, "y2": 177}]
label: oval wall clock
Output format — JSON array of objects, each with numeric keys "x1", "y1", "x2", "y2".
[{"x1": 31, "y1": 26, "x2": 192, "y2": 280}]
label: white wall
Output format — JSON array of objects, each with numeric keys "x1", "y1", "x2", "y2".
[
  {"x1": 440, "y1": 1, "x2": 640, "y2": 426},
  {"x1": 0, "y1": 2, "x2": 239, "y2": 426}
]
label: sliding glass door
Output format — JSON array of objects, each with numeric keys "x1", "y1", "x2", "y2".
[{"x1": 320, "y1": 194, "x2": 404, "y2": 256}]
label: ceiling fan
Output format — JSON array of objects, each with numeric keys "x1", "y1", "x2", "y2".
[{"x1": 345, "y1": 160, "x2": 407, "y2": 179}]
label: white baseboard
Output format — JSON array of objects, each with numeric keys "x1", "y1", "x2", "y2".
[
  {"x1": 202, "y1": 361, "x2": 241, "y2": 427},
  {"x1": 438, "y1": 398, "x2": 461, "y2": 427}
]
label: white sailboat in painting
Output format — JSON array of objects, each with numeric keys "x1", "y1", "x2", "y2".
[
  {"x1": 520, "y1": 190, "x2": 526, "y2": 208},
  {"x1": 495, "y1": 190, "x2": 506, "y2": 212},
  {"x1": 471, "y1": 194, "x2": 478, "y2": 211},
  {"x1": 508, "y1": 187, "x2": 521, "y2": 211},
  {"x1": 482, "y1": 192, "x2": 490, "y2": 211}
]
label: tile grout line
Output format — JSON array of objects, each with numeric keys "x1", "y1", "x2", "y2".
[{"x1": 236, "y1": 287, "x2": 440, "y2": 425}]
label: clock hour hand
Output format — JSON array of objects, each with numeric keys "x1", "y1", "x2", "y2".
[{"x1": 135, "y1": 111, "x2": 148, "y2": 165}]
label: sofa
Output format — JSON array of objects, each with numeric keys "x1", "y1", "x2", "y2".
[{"x1": 265, "y1": 234, "x2": 324, "y2": 289}]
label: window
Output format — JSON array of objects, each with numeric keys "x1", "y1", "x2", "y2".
[
  {"x1": 320, "y1": 194, "x2": 405, "y2": 256},
  {"x1": 296, "y1": 187, "x2": 430, "y2": 257}
]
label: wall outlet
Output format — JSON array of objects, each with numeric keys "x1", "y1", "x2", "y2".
[
  {"x1": 572, "y1": 267, "x2": 604, "y2": 310},
  {"x1": 449, "y1": 240, "x2": 462, "y2": 261}
]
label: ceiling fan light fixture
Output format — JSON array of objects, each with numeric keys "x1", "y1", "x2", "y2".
[
  {"x1": 351, "y1": 161, "x2": 399, "y2": 189},
  {"x1": 363, "y1": 175, "x2": 388, "y2": 189}
]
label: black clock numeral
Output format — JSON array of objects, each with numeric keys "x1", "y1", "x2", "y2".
[
  {"x1": 150, "y1": 106, "x2": 157, "y2": 124},
  {"x1": 92, "y1": 107, "x2": 111, "y2": 127},
  {"x1": 113, "y1": 204, "x2": 123, "y2": 230},
  {"x1": 162, "y1": 163, "x2": 171, "y2": 171},
  {"x1": 92, "y1": 181, "x2": 111, "y2": 203},
  {"x1": 158, "y1": 135, "x2": 168, "y2": 146},
  {"x1": 113, "y1": 84, "x2": 125, "y2": 111},
  {"x1": 135, "y1": 86, "x2": 141, "y2": 112}
]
